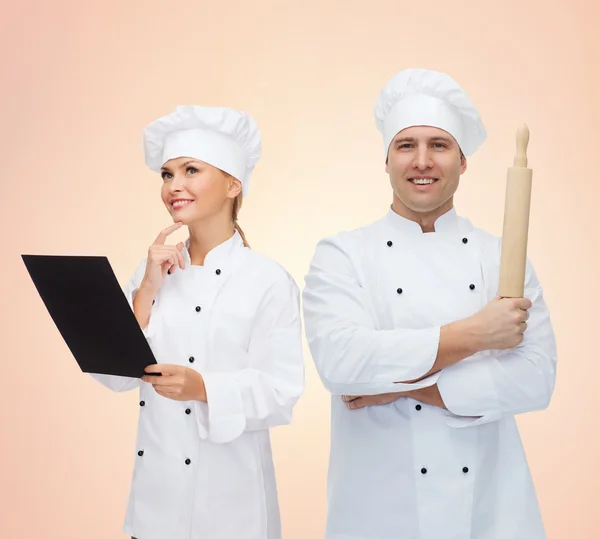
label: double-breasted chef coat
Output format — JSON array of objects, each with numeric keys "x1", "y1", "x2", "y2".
[
  {"x1": 302, "y1": 207, "x2": 557, "y2": 539},
  {"x1": 92, "y1": 230, "x2": 305, "y2": 539}
]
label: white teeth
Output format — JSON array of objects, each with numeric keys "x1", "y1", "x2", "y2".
[
  {"x1": 172, "y1": 200, "x2": 193, "y2": 208},
  {"x1": 411, "y1": 178, "x2": 435, "y2": 185}
]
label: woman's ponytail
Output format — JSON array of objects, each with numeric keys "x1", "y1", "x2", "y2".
[{"x1": 232, "y1": 193, "x2": 249, "y2": 248}]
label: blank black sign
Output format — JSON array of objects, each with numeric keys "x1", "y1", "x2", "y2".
[{"x1": 22, "y1": 254, "x2": 157, "y2": 378}]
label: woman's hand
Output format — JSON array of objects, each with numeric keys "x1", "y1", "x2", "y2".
[
  {"x1": 139, "y1": 222, "x2": 186, "y2": 296},
  {"x1": 142, "y1": 364, "x2": 207, "y2": 402}
]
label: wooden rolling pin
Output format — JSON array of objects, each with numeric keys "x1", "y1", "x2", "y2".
[{"x1": 498, "y1": 125, "x2": 532, "y2": 298}]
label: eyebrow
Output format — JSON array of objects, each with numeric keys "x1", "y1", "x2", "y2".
[
  {"x1": 429, "y1": 136, "x2": 453, "y2": 143},
  {"x1": 160, "y1": 160, "x2": 201, "y2": 172},
  {"x1": 393, "y1": 136, "x2": 454, "y2": 144}
]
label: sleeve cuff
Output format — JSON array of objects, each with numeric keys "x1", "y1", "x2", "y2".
[
  {"x1": 202, "y1": 372, "x2": 247, "y2": 443},
  {"x1": 408, "y1": 325, "x2": 442, "y2": 381},
  {"x1": 326, "y1": 371, "x2": 441, "y2": 397},
  {"x1": 129, "y1": 288, "x2": 156, "y2": 340},
  {"x1": 443, "y1": 411, "x2": 503, "y2": 428},
  {"x1": 88, "y1": 373, "x2": 141, "y2": 391},
  {"x1": 437, "y1": 352, "x2": 502, "y2": 427},
  {"x1": 192, "y1": 401, "x2": 209, "y2": 440},
  {"x1": 324, "y1": 325, "x2": 441, "y2": 396}
]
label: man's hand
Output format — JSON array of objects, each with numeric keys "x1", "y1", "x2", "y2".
[
  {"x1": 469, "y1": 296, "x2": 532, "y2": 351},
  {"x1": 343, "y1": 385, "x2": 447, "y2": 410},
  {"x1": 142, "y1": 364, "x2": 207, "y2": 402},
  {"x1": 342, "y1": 392, "x2": 406, "y2": 410},
  {"x1": 410, "y1": 384, "x2": 446, "y2": 409}
]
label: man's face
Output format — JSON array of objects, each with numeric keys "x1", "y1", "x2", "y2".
[{"x1": 386, "y1": 125, "x2": 467, "y2": 214}]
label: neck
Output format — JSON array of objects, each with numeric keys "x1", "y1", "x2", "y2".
[
  {"x1": 391, "y1": 196, "x2": 454, "y2": 233},
  {"x1": 186, "y1": 210, "x2": 235, "y2": 266}
]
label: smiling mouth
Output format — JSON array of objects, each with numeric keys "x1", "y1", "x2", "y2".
[
  {"x1": 171, "y1": 199, "x2": 194, "y2": 209},
  {"x1": 409, "y1": 178, "x2": 438, "y2": 185}
]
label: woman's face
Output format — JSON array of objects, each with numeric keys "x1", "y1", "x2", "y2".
[{"x1": 160, "y1": 157, "x2": 241, "y2": 225}]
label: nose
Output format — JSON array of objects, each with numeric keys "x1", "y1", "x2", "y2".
[
  {"x1": 413, "y1": 145, "x2": 433, "y2": 171},
  {"x1": 168, "y1": 172, "x2": 185, "y2": 192}
]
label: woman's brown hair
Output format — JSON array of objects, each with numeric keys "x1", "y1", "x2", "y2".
[
  {"x1": 222, "y1": 171, "x2": 249, "y2": 248},
  {"x1": 232, "y1": 193, "x2": 249, "y2": 248}
]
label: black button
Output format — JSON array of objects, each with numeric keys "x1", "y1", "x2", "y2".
[
  {"x1": 185, "y1": 408, "x2": 191, "y2": 415},
  {"x1": 415, "y1": 404, "x2": 422, "y2": 411},
  {"x1": 387, "y1": 241, "x2": 393, "y2": 247},
  {"x1": 469, "y1": 284, "x2": 475, "y2": 290},
  {"x1": 138, "y1": 450, "x2": 144, "y2": 456},
  {"x1": 463, "y1": 467, "x2": 469, "y2": 473},
  {"x1": 195, "y1": 306, "x2": 201, "y2": 312},
  {"x1": 215, "y1": 269, "x2": 221, "y2": 275},
  {"x1": 462, "y1": 237, "x2": 468, "y2": 244},
  {"x1": 421, "y1": 468, "x2": 427, "y2": 474},
  {"x1": 140, "y1": 401, "x2": 145, "y2": 407},
  {"x1": 397, "y1": 288, "x2": 403, "y2": 294},
  {"x1": 185, "y1": 459, "x2": 191, "y2": 465},
  {"x1": 189, "y1": 356, "x2": 195, "y2": 363}
]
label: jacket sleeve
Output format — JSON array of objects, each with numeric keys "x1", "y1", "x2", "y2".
[
  {"x1": 302, "y1": 235, "x2": 441, "y2": 397},
  {"x1": 88, "y1": 259, "x2": 152, "y2": 393},
  {"x1": 198, "y1": 272, "x2": 305, "y2": 444},
  {"x1": 437, "y1": 260, "x2": 557, "y2": 428}
]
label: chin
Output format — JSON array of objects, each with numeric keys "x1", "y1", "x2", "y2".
[
  {"x1": 402, "y1": 199, "x2": 441, "y2": 213},
  {"x1": 173, "y1": 211, "x2": 209, "y2": 226},
  {"x1": 168, "y1": 211, "x2": 193, "y2": 225},
  {"x1": 412, "y1": 204, "x2": 443, "y2": 213}
]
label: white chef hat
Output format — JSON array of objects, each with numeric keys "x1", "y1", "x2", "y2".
[
  {"x1": 143, "y1": 105, "x2": 262, "y2": 197},
  {"x1": 374, "y1": 68, "x2": 486, "y2": 157}
]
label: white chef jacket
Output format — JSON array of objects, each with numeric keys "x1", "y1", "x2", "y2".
[
  {"x1": 91, "y1": 230, "x2": 305, "y2": 539},
  {"x1": 302, "y1": 207, "x2": 557, "y2": 539}
]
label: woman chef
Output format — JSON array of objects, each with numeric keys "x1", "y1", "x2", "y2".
[{"x1": 91, "y1": 105, "x2": 305, "y2": 539}]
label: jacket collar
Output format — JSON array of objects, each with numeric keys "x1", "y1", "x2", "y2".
[
  {"x1": 385, "y1": 206, "x2": 462, "y2": 237},
  {"x1": 182, "y1": 230, "x2": 245, "y2": 271}
]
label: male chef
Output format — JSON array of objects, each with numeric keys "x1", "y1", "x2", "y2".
[{"x1": 302, "y1": 68, "x2": 557, "y2": 539}]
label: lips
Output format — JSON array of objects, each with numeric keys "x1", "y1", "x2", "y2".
[
  {"x1": 170, "y1": 199, "x2": 194, "y2": 209},
  {"x1": 409, "y1": 178, "x2": 437, "y2": 185}
]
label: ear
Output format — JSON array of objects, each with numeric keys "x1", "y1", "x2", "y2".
[
  {"x1": 459, "y1": 154, "x2": 467, "y2": 175},
  {"x1": 226, "y1": 176, "x2": 243, "y2": 199}
]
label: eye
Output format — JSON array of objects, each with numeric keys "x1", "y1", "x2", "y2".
[
  {"x1": 397, "y1": 143, "x2": 413, "y2": 150},
  {"x1": 186, "y1": 166, "x2": 199, "y2": 175},
  {"x1": 161, "y1": 171, "x2": 173, "y2": 180},
  {"x1": 432, "y1": 142, "x2": 447, "y2": 149}
]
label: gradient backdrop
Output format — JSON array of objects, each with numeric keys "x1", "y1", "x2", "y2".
[{"x1": 1, "y1": 1, "x2": 598, "y2": 537}]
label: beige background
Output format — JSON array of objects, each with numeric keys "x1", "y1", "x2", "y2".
[{"x1": 1, "y1": 0, "x2": 598, "y2": 537}]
